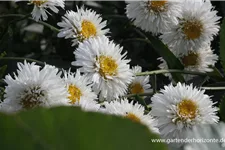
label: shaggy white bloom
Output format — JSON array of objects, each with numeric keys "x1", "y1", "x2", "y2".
[
  {"x1": 158, "y1": 45, "x2": 218, "y2": 81},
  {"x1": 151, "y1": 83, "x2": 218, "y2": 141},
  {"x1": 28, "y1": 0, "x2": 65, "y2": 21},
  {"x1": 63, "y1": 70, "x2": 100, "y2": 111},
  {"x1": 57, "y1": 7, "x2": 109, "y2": 46},
  {"x1": 128, "y1": 66, "x2": 152, "y2": 96},
  {"x1": 103, "y1": 98, "x2": 159, "y2": 134},
  {"x1": 126, "y1": 0, "x2": 182, "y2": 34},
  {"x1": 185, "y1": 123, "x2": 225, "y2": 150},
  {"x1": 160, "y1": 0, "x2": 220, "y2": 54},
  {"x1": 77, "y1": 99, "x2": 101, "y2": 112},
  {"x1": 2, "y1": 61, "x2": 68, "y2": 112},
  {"x1": 72, "y1": 36, "x2": 134, "y2": 101}
]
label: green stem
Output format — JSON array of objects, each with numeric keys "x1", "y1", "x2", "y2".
[
  {"x1": 136, "y1": 69, "x2": 207, "y2": 76},
  {"x1": 199, "y1": 76, "x2": 210, "y2": 87},
  {"x1": 36, "y1": 20, "x2": 60, "y2": 32},
  {"x1": 151, "y1": 74, "x2": 157, "y2": 93},
  {"x1": 125, "y1": 86, "x2": 225, "y2": 99},
  {"x1": 125, "y1": 92, "x2": 154, "y2": 98},
  {"x1": 0, "y1": 57, "x2": 45, "y2": 66},
  {"x1": 132, "y1": 28, "x2": 148, "y2": 39},
  {"x1": 201, "y1": 87, "x2": 225, "y2": 90},
  {"x1": 0, "y1": 14, "x2": 60, "y2": 32},
  {"x1": 0, "y1": 14, "x2": 25, "y2": 18},
  {"x1": 122, "y1": 38, "x2": 151, "y2": 45}
]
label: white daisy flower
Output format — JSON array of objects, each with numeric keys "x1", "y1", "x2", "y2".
[
  {"x1": 151, "y1": 82, "x2": 219, "y2": 141},
  {"x1": 103, "y1": 98, "x2": 159, "y2": 134},
  {"x1": 63, "y1": 69, "x2": 100, "y2": 112},
  {"x1": 77, "y1": 99, "x2": 101, "y2": 112},
  {"x1": 57, "y1": 7, "x2": 109, "y2": 46},
  {"x1": 158, "y1": 45, "x2": 218, "y2": 81},
  {"x1": 2, "y1": 61, "x2": 68, "y2": 112},
  {"x1": 28, "y1": 0, "x2": 65, "y2": 21},
  {"x1": 126, "y1": 0, "x2": 182, "y2": 35},
  {"x1": 72, "y1": 36, "x2": 134, "y2": 101},
  {"x1": 160, "y1": 0, "x2": 220, "y2": 54},
  {"x1": 128, "y1": 66, "x2": 152, "y2": 96},
  {"x1": 185, "y1": 123, "x2": 225, "y2": 150}
]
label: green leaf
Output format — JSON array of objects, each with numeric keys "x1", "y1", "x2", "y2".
[
  {"x1": 0, "y1": 51, "x2": 6, "y2": 58},
  {"x1": 220, "y1": 18, "x2": 225, "y2": 72},
  {"x1": 0, "y1": 65, "x2": 7, "y2": 79},
  {"x1": 134, "y1": 95, "x2": 149, "y2": 111},
  {"x1": 147, "y1": 35, "x2": 185, "y2": 83},
  {"x1": 0, "y1": 107, "x2": 168, "y2": 150},
  {"x1": 207, "y1": 67, "x2": 224, "y2": 81},
  {"x1": 219, "y1": 96, "x2": 225, "y2": 122}
]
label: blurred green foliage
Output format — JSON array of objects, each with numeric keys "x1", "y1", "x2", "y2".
[{"x1": 0, "y1": 106, "x2": 168, "y2": 150}]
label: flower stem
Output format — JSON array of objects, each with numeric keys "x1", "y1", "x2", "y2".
[
  {"x1": 125, "y1": 92, "x2": 154, "y2": 98},
  {"x1": 0, "y1": 14, "x2": 60, "y2": 32},
  {"x1": 125, "y1": 86, "x2": 225, "y2": 99},
  {"x1": 135, "y1": 69, "x2": 207, "y2": 76},
  {"x1": 0, "y1": 57, "x2": 45, "y2": 66},
  {"x1": 201, "y1": 87, "x2": 225, "y2": 90},
  {"x1": 151, "y1": 74, "x2": 157, "y2": 93}
]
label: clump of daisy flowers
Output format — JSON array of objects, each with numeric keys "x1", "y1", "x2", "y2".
[
  {"x1": 160, "y1": 0, "x2": 221, "y2": 54},
  {"x1": 2, "y1": 61, "x2": 68, "y2": 113},
  {"x1": 57, "y1": 7, "x2": 109, "y2": 46},
  {"x1": 126, "y1": 0, "x2": 182, "y2": 35},
  {"x1": 72, "y1": 35, "x2": 134, "y2": 101},
  {"x1": 151, "y1": 83, "x2": 219, "y2": 144}
]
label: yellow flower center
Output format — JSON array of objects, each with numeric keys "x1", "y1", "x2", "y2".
[
  {"x1": 125, "y1": 113, "x2": 141, "y2": 123},
  {"x1": 182, "y1": 20, "x2": 203, "y2": 40},
  {"x1": 181, "y1": 51, "x2": 198, "y2": 67},
  {"x1": 148, "y1": 1, "x2": 167, "y2": 12},
  {"x1": 81, "y1": 20, "x2": 97, "y2": 39},
  {"x1": 97, "y1": 55, "x2": 118, "y2": 79},
  {"x1": 31, "y1": 0, "x2": 47, "y2": 6},
  {"x1": 177, "y1": 99, "x2": 198, "y2": 120},
  {"x1": 130, "y1": 83, "x2": 144, "y2": 94},
  {"x1": 68, "y1": 84, "x2": 82, "y2": 104}
]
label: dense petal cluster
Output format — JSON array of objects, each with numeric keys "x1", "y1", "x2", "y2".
[
  {"x1": 160, "y1": 0, "x2": 220, "y2": 54},
  {"x1": 151, "y1": 83, "x2": 219, "y2": 141},
  {"x1": 126, "y1": 0, "x2": 182, "y2": 35},
  {"x1": 63, "y1": 70, "x2": 100, "y2": 111},
  {"x1": 72, "y1": 36, "x2": 134, "y2": 100},
  {"x1": 57, "y1": 7, "x2": 109, "y2": 46},
  {"x1": 2, "y1": 61, "x2": 68, "y2": 112}
]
